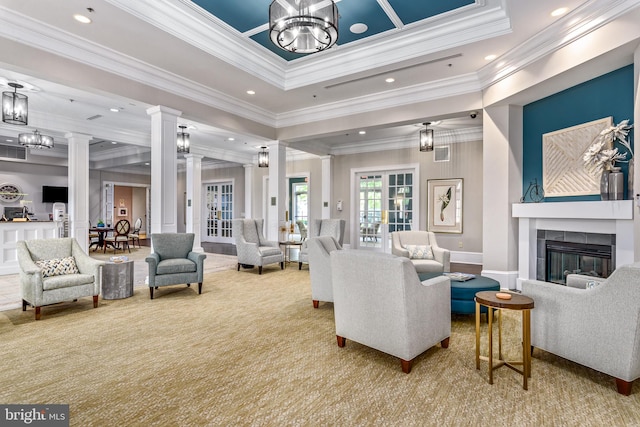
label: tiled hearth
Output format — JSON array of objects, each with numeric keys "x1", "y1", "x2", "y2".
[{"x1": 512, "y1": 200, "x2": 634, "y2": 290}]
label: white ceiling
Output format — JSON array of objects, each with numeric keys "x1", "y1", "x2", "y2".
[{"x1": 0, "y1": 0, "x2": 637, "y2": 174}]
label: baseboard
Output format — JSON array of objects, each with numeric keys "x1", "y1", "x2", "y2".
[{"x1": 450, "y1": 251, "x2": 482, "y2": 265}]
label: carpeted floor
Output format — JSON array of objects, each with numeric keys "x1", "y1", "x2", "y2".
[{"x1": 1, "y1": 267, "x2": 639, "y2": 426}]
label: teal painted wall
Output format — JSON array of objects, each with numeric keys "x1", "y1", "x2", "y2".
[{"x1": 522, "y1": 65, "x2": 634, "y2": 202}]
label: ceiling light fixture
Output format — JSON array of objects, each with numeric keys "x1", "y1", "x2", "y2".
[
  {"x1": 359, "y1": 130, "x2": 366, "y2": 135},
  {"x1": 247, "y1": 90, "x2": 255, "y2": 95},
  {"x1": 258, "y1": 146, "x2": 269, "y2": 168},
  {"x1": 2, "y1": 83, "x2": 28, "y2": 125},
  {"x1": 19, "y1": 129, "x2": 54, "y2": 149},
  {"x1": 385, "y1": 78, "x2": 395, "y2": 83},
  {"x1": 177, "y1": 125, "x2": 190, "y2": 154},
  {"x1": 551, "y1": 7, "x2": 569, "y2": 17},
  {"x1": 73, "y1": 14, "x2": 92, "y2": 24},
  {"x1": 269, "y1": 0, "x2": 339, "y2": 54},
  {"x1": 419, "y1": 122, "x2": 434, "y2": 152},
  {"x1": 484, "y1": 54, "x2": 497, "y2": 61}
]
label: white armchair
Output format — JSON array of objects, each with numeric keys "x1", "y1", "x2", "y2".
[
  {"x1": 232, "y1": 219, "x2": 283, "y2": 274},
  {"x1": 17, "y1": 237, "x2": 104, "y2": 320},
  {"x1": 391, "y1": 231, "x2": 450, "y2": 273},
  {"x1": 330, "y1": 250, "x2": 451, "y2": 373},
  {"x1": 307, "y1": 236, "x2": 342, "y2": 308},
  {"x1": 298, "y1": 219, "x2": 345, "y2": 269},
  {"x1": 521, "y1": 262, "x2": 640, "y2": 395}
]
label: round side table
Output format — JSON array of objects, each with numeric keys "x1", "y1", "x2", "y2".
[
  {"x1": 102, "y1": 260, "x2": 134, "y2": 299},
  {"x1": 475, "y1": 291, "x2": 534, "y2": 390}
]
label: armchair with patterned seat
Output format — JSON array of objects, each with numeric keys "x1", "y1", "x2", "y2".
[
  {"x1": 232, "y1": 218, "x2": 284, "y2": 274},
  {"x1": 145, "y1": 233, "x2": 206, "y2": 299},
  {"x1": 17, "y1": 237, "x2": 105, "y2": 320},
  {"x1": 298, "y1": 218, "x2": 345, "y2": 270}
]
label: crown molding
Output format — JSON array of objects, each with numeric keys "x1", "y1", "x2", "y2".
[
  {"x1": 276, "y1": 73, "x2": 482, "y2": 128},
  {"x1": 476, "y1": 0, "x2": 640, "y2": 87},
  {"x1": 0, "y1": 6, "x2": 277, "y2": 127}
]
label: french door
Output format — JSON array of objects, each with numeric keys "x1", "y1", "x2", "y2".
[
  {"x1": 355, "y1": 169, "x2": 416, "y2": 252},
  {"x1": 202, "y1": 181, "x2": 234, "y2": 243}
]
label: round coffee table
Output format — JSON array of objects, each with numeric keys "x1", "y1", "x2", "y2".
[{"x1": 475, "y1": 291, "x2": 535, "y2": 390}]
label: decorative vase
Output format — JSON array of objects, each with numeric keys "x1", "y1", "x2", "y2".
[
  {"x1": 600, "y1": 169, "x2": 610, "y2": 200},
  {"x1": 628, "y1": 158, "x2": 634, "y2": 200},
  {"x1": 608, "y1": 167, "x2": 624, "y2": 200}
]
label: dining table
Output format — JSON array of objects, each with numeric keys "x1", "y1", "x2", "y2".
[{"x1": 89, "y1": 226, "x2": 114, "y2": 251}]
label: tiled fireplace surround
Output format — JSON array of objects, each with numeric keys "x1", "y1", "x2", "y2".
[{"x1": 512, "y1": 200, "x2": 634, "y2": 290}]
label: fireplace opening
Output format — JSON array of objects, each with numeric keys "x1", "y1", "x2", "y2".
[{"x1": 545, "y1": 240, "x2": 613, "y2": 285}]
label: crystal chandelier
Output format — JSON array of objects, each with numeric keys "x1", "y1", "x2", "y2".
[
  {"x1": 2, "y1": 83, "x2": 28, "y2": 125},
  {"x1": 177, "y1": 125, "x2": 190, "y2": 154},
  {"x1": 269, "y1": 0, "x2": 339, "y2": 54},
  {"x1": 19, "y1": 129, "x2": 54, "y2": 149}
]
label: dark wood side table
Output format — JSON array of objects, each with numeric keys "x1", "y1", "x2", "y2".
[
  {"x1": 475, "y1": 291, "x2": 535, "y2": 390},
  {"x1": 279, "y1": 241, "x2": 302, "y2": 266}
]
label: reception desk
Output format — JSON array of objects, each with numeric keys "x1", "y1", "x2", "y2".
[{"x1": 0, "y1": 221, "x2": 61, "y2": 275}]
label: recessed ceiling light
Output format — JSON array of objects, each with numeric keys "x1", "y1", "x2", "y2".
[
  {"x1": 110, "y1": 108, "x2": 119, "y2": 112},
  {"x1": 551, "y1": 7, "x2": 568, "y2": 17},
  {"x1": 6, "y1": 139, "x2": 13, "y2": 142},
  {"x1": 484, "y1": 54, "x2": 497, "y2": 61},
  {"x1": 359, "y1": 131, "x2": 366, "y2": 135},
  {"x1": 247, "y1": 90, "x2": 255, "y2": 95},
  {"x1": 228, "y1": 137, "x2": 235, "y2": 141},
  {"x1": 73, "y1": 14, "x2": 92, "y2": 24},
  {"x1": 350, "y1": 23, "x2": 368, "y2": 34},
  {"x1": 111, "y1": 141, "x2": 117, "y2": 145},
  {"x1": 145, "y1": 162, "x2": 150, "y2": 166},
  {"x1": 385, "y1": 77, "x2": 395, "y2": 83}
]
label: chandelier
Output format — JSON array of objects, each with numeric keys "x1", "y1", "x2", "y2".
[
  {"x1": 19, "y1": 129, "x2": 54, "y2": 149},
  {"x1": 269, "y1": 0, "x2": 339, "y2": 54},
  {"x1": 177, "y1": 125, "x2": 190, "y2": 154},
  {"x1": 2, "y1": 83, "x2": 28, "y2": 125},
  {"x1": 258, "y1": 146, "x2": 269, "y2": 168},
  {"x1": 419, "y1": 122, "x2": 434, "y2": 152}
]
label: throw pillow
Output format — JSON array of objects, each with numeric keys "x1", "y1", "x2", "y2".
[
  {"x1": 35, "y1": 257, "x2": 79, "y2": 278},
  {"x1": 403, "y1": 244, "x2": 434, "y2": 260}
]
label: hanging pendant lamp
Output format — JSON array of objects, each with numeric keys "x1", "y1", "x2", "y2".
[{"x1": 2, "y1": 83, "x2": 28, "y2": 125}]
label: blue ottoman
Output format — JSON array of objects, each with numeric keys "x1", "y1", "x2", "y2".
[{"x1": 419, "y1": 273, "x2": 500, "y2": 314}]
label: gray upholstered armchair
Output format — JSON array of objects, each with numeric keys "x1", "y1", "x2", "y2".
[
  {"x1": 232, "y1": 218, "x2": 283, "y2": 274},
  {"x1": 521, "y1": 262, "x2": 640, "y2": 395},
  {"x1": 307, "y1": 236, "x2": 341, "y2": 308},
  {"x1": 330, "y1": 250, "x2": 451, "y2": 373},
  {"x1": 298, "y1": 218, "x2": 345, "y2": 270},
  {"x1": 145, "y1": 233, "x2": 206, "y2": 299},
  {"x1": 17, "y1": 237, "x2": 104, "y2": 320},
  {"x1": 391, "y1": 230, "x2": 450, "y2": 273}
]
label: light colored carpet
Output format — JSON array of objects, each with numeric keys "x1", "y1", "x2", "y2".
[{"x1": 1, "y1": 267, "x2": 639, "y2": 426}]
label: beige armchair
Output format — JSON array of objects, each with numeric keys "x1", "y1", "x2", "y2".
[
  {"x1": 331, "y1": 250, "x2": 451, "y2": 373},
  {"x1": 521, "y1": 263, "x2": 640, "y2": 395},
  {"x1": 307, "y1": 236, "x2": 341, "y2": 308},
  {"x1": 298, "y1": 219, "x2": 345, "y2": 270},
  {"x1": 232, "y1": 219, "x2": 283, "y2": 274},
  {"x1": 391, "y1": 231, "x2": 450, "y2": 273},
  {"x1": 17, "y1": 237, "x2": 104, "y2": 320}
]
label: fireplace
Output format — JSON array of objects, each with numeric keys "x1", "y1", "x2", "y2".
[{"x1": 545, "y1": 240, "x2": 613, "y2": 284}]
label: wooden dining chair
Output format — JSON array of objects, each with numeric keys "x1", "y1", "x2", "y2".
[{"x1": 104, "y1": 219, "x2": 131, "y2": 253}]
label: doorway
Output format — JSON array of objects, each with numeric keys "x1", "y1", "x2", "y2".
[
  {"x1": 202, "y1": 181, "x2": 234, "y2": 243},
  {"x1": 352, "y1": 165, "x2": 418, "y2": 252}
]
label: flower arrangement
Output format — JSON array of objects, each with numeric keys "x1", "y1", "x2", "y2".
[{"x1": 583, "y1": 119, "x2": 634, "y2": 173}]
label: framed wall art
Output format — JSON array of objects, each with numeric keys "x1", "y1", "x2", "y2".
[
  {"x1": 117, "y1": 207, "x2": 128, "y2": 217},
  {"x1": 427, "y1": 178, "x2": 463, "y2": 233}
]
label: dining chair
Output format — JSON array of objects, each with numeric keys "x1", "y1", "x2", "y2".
[
  {"x1": 105, "y1": 219, "x2": 131, "y2": 253},
  {"x1": 128, "y1": 217, "x2": 142, "y2": 248}
]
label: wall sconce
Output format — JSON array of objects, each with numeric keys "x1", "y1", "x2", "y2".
[
  {"x1": 258, "y1": 146, "x2": 269, "y2": 168},
  {"x1": 2, "y1": 83, "x2": 28, "y2": 125},
  {"x1": 419, "y1": 122, "x2": 434, "y2": 152}
]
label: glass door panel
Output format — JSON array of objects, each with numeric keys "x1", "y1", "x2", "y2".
[
  {"x1": 358, "y1": 175, "x2": 383, "y2": 249},
  {"x1": 203, "y1": 182, "x2": 233, "y2": 243}
]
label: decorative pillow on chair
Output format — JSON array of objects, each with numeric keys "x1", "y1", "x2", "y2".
[
  {"x1": 403, "y1": 244, "x2": 434, "y2": 260},
  {"x1": 35, "y1": 257, "x2": 79, "y2": 278}
]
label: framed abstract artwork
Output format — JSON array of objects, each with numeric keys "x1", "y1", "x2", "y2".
[
  {"x1": 427, "y1": 178, "x2": 463, "y2": 233},
  {"x1": 117, "y1": 207, "x2": 128, "y2": 217}
]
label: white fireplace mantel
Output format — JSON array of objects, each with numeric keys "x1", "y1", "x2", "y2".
[{"x1": 512, "y1": 200, "x2": 634, "y2": 289}]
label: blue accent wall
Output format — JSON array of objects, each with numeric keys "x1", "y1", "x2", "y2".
[{"x1": 522, "y1": 65, "x2": 634, "y2": 202}]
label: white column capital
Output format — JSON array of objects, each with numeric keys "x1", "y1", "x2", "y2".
[
  {"x1": 64, "y1": 132, "x2": 93, "y2": 142},
  {"x1": 184, "y1": 153, "x2": 204, "y2": 160}
]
